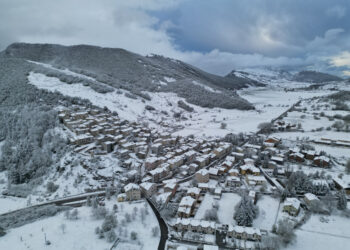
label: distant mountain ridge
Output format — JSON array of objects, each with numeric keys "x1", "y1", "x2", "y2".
[
  {"x1": 292, "y1": 70, "x2": 343, "y2": 83},
  {"x1": 225, "y1": 67, "x2": 344, "y2": 87},
  {"x1": 1, "y1": 43, "x2": 262, "y2": 110}
]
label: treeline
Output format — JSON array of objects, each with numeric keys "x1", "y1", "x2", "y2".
[{"x1": 160, "y1": 80, "x2": 254, "y2": 110}]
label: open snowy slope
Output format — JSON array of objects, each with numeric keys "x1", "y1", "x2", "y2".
[{"x1": 28, "y1": 72, "x2": 336, "y2": 139}]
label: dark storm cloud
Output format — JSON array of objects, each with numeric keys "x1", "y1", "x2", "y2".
[{"x1": 0, "y1": 0, "x2": 350, "y2": 76}]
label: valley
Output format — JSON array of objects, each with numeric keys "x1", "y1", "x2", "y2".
[{"x1": 0, "y1": 43, "x2": 349, "y2": 250}]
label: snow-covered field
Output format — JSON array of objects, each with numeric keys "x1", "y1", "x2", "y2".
[
  {"x1": 0, "y1": 171, "x2": 28, "y2": 214},
  {"x1": 253, "y1": 196, "x2": 280, "y2": 230},
  {"x1": 0, "y1": 200, "x2": 159, "y2": 250},
  {"x1": 217, "y1": 193, "x2": 241, "y2": 225},
  {"x1": 286, "y1": 214, "x2": 350, "y2": 250},
  {"x1": 195, "y1": 193, "x2": 241, "y2": 225},
  {"x1": 0, "y1": 195, "x2": 27, "y2": 214}
]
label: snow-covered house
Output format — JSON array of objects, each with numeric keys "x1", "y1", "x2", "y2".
[
  {"x1": 289, "y1": 152, "x2": 305, "y2": 162},
  {"x1": 227, "y1": 225, "x2": 262, "y2": 241},
  {"x1": 124, "y1": 183, "x2": 141, "y2": 201},
  {"x1": 151, "y1": 143, "x2": 162, "y2": 154},
  {"x1": 208, "y1": 167, "x2": 219, "y2": 179},
  {"x1": 177, "y1": 196, "x2": 196, "y2": 218},
  {"x1": 313, "y1": 156, "x2": 330, "y2": 168},
  {"x1": 187, "y1": 187, "x2": 201, "y2": 200},
  {"x1": 140, "y1": 182, "x2": 157, "y2": 197},
  {"x1": 195, "y1": 156, "x2": 209, "y2": 167},
  {"x1": 189, "y1": 163, "x2": 199, "y2": 173},
  {"x1": 145, "y1": 157, "x2": 163, "y2": 171},
  {"x1": 283, "y1": 198, "x2": 300, "y2": 216},
  {"x1": 164, "y1": 181, "x2": 178, "y2": 196},
  {"x1": 214, "y1": 187, "x2": 222, "y2": 199},
  {"x1": 226, "y1": 176, "x2": 241, "y2": 187},
  {"x1": 228, "y1": 168, "x2": 239, "y2": 176},
  {"x1": 303, "y1": 150, "x2": 317, "y2": 160},
  {"x1": 101, "y1": 140, "x2": 114, "y2": 153},
  {"x1": 244, "y1": 158, "x2": 255, "y2": 165},
  {"x1": 184, "y1": 150, "x2": 197, "y2": 163},
  {"x1": 232, "y1": 152, "x2": 244, "y2": 160},
  {"x1": 157, "y1": 192, "x2": 172, "y2": 206},
  {"x1": 173, "y1": 218, "x2": 216, "y2": 234},
  {"x1": 168, "y1": 155, "x2": 184, "y2": 170},
  {"x1": 246, "y1": 175, "x2": 266, "y2": 186},
  {"x1": 195, "y1": 169, "x2": 209, "y2": 183},
  {"x1": 264, "y1": 137, "x2": 280, "y2": 146},
  {"x1": 213, "y1": 147, "x2": 226, "y2": 158},
  {"x1": 240, "y1": 164, "x2": 260, "y2": 176},
  {"x1": 72, "y1": 134, "x2": 94, "y2": 145},
  {"x1": 303, "y1": 193, "x2": 319, "y2": 206},
  {"x1": 148, "y1": 165, "x2": 169, "y2": 183},
  {"x1": 271, "y1": 156, "x2": 284, "y2": 165}
]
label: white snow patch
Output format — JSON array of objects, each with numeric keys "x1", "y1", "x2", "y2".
[
  {"x1": 164, "y1": 77, "x2": 176, "y2": 83},
  {"x1": 191, "y1": 80, "x2": 221, "y2": 93}
]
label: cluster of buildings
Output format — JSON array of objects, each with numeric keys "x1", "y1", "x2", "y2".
[
  {"x1": 58, "y1": 105, "x2": 346, "y2": 249},
  {"x1": 58, "y1": 106, "x2": 153, "y2": 157},
  {"x1": 289, "y1": 148, "x2": 330, "y2": 167}
]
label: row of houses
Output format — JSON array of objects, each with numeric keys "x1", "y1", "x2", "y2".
[{"x1": 172, "y1": 218, "x2": 262, "y2": 241}]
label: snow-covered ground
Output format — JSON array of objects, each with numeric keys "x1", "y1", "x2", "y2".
[
  {"x1": 286, "y1": 214, "x2": 350, "y2": 250},
  {"x1": 217, "y1": 193, "x2": 241, "y2": 225},
  {"x1": 0, "y1": 171, "x2": 28, "y2": 214},
  {"x1": 27, "y1": 70, "x2": 335, "y2": 139},
  {"x1": 272, "y1": 131, "x2": 350, "y2": 142},
  {"x1": 0, "y1": 200, "x2": 159, "y2": 250},
  {"x1": 0, "y1": 195, "x2": 27, "y2": 214},
  {"x1": 253, "y1": 196, "x2": 280, "y2": 231},
  {"x1": 194, "y1": 193, "x2": 241, "y2": 225}
]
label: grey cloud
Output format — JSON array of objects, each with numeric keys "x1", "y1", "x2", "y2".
[{"x1": 0, "y1": 0, "x2": 350, "y2": 76}]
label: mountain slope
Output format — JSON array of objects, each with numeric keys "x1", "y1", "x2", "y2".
[
  {"x1": 225, "y1": 70, "x2": 267, "y2": 86},
  {"x1": 1, "y1": 43, "x2": 262, "y2": 110},
  {"x1": 292, "y1": 70, "x2": 343, "y2": 83}
]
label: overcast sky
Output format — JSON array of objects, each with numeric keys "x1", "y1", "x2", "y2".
[{"x1": 1, "y1": 0, "x2": 350, "y2": 76}]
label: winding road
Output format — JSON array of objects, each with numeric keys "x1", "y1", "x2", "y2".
[{"x1": 146, "y1": 198, "x2": 168, "y2": 250}]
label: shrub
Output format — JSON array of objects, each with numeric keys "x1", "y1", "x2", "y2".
[
  {"x1": 46, "y1": 182, "x2": 59, "y2": 193},
  {"x1": 220, "y1": 122, "x2": 227, "y2": 129},
  {"x1": 130, "y1": 231, "x2": 138, "y2": 240},
  {"x1": 346, "y1": 160, "x2": 350, "y2": 174},
  {"x1": 145, "y1": 105, "x2": 155, "y2": 111},
  {"x1": 258, "y1": 122, "x2": 272, "y2": 133},
  {"x1": 276, "y1": 219, "x2": 295, "y2": 245}
]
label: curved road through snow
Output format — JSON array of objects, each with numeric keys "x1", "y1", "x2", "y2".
[{"x1": 146, "y1": 198, "x2": 168, "y2": 250}]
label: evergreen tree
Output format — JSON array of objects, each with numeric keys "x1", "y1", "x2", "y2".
[
  {"x1": 101, "y1": 214, "x2": 117, "y2": 232},
  {"x1": 234, "y1": 194, "x2": 258, "y2": 226},
  {"x1": 338, "y1": 190, "x2": 347, "y2": 210}
]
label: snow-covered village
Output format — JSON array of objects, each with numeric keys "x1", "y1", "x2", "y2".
[{"x1": 1, "y1": 1, "x2": 350, "y2": 250}]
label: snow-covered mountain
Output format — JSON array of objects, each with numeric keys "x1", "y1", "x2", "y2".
[
  {"x1": 226, "y1": 67, "x2": 294, "y2": 86},
  {"x1": 1, "y1": 43, "x2": 265, "y2": 110},
  {"x1": 226, "y1": 66, "x2": 344, "y2": 88},
  {"x1": 292, "y1": 70, "x2": 343, "y2": 83}
]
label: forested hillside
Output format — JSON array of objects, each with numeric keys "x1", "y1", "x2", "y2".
[
  {"x1": 2, "y1": 43, "x2": 256, "y2": 110},
  {"x1": 0, "y1": 58, "x2": 92, "y2": 194}
]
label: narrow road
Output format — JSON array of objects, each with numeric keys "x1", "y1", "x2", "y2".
[
  {"x1": 146, "y1": 198, "x2": 168, "y2": 250},
  {"x1": 0, "y1": 190, "x2": 107, "y2": 218}
]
